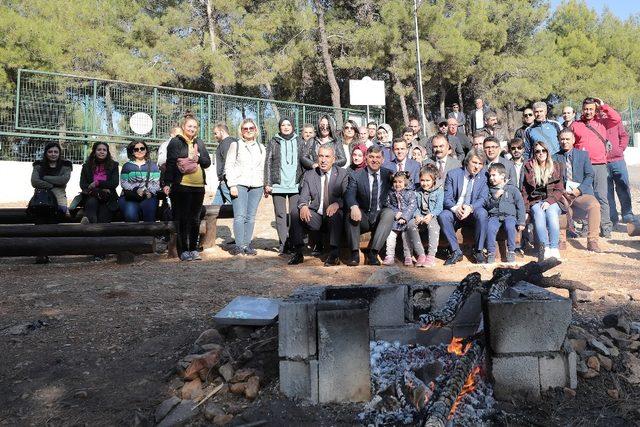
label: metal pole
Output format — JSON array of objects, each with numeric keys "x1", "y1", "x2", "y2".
[
  {"x1": 414, "y1": 0, "x2": 427, "y2": 137},
  {"x1": 366, "y1": 105, "x2": 370, "y2": 123},
  {"x1": 152, "y1": 88, "x2": 158, "y2": 139},
  {"x1": 14, "y1": 69, "x2": 21, "y2": 129},
  {"x1": 92, "y1": 80, "x2": 97, "y2": 133}
]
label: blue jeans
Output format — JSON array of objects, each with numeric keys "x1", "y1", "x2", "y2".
[
  {"x1": 231, "y1": 185, "x2": 263, "y2": 248},
  {"x1": 118, "y1": 196, "x2": 158, "y2": 222},
  {"x1": 607, "y1": 159, "x2": 634, "y2": 222},
  {"x1": 486, "y1": 216, "x2": 517, "y2": 254},
  {"x1": 212, "y1": 180, "x2": 232, "y2": 205},
  {"x1": 531, "y1": 202, "x2": 561, "y2": 249}
]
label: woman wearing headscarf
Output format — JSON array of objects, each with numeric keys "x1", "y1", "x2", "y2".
[
  {"x1": 348, "y1": 143, "x2": 368, "y2": 177},
  {"x1": 376, "y1": 123, "x2": 394, "y2": 163},
  {"x1": 264, "y1": 118, "x2": 305, "y2": 255},
  {"x1": 301, "y1": 114, "x2": 346, "y2": 169}
]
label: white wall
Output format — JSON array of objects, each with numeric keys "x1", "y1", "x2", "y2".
[{"x1": 0, "y1": 160, "x2": 218, "y2": 204}]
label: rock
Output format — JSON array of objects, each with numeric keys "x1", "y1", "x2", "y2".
[
  {"x1": 609, "y1": 346, "x2": 620, "y2": 357},
  {"x1": 184, "y1": 349, "x2": 222, "y2": 380},
  {"x1": 597, "y1": 335, "x2": 615, "y2": 348},
  {"x1": 589, "y1": 338, "x2": 611, "y2": 356},
  {"x1": 602, "y1": 313, "x2": 618, "y2": 328},
  {"x1": 568, "y1": 325, "x2": 592, "y2": 340},
  {"x1": 576, "y1": 359, "x2": 589, "y2": 374},
  {"x1": 627, "y1": 341, "x2": 640, "y2": 351},
  {"x1": 607, "y1": 389, "x2": 620, "y2": 399},
  {"x1": 586, "y1": 356, "x2": 600, "y2": 372},
  {"x1": 563, "y1": 387, "x2": 576, "y2": 398},
  {"x1": 603, "y1": 328, "x2": 630, "y2": 342},
  {"x1": 229, "y1": 382, "x2": 247, "y2": 395},
  {"x1": 597, "y1": 355, "x2": 613, "y2": 371},
  {"x1": 580, "y1": 368, "x2": 599, "y2": 379},
  {"x1": 203, "y1": 402, "x2": 225, "y2": 421},
  {"x1": 213, "y1": 414, "x2": 234, "y2": 426},
  {"x1": 218, "y1": 363, "x2": 235, "y2": 382},
  {"x1": 630, "y1": 322, "x2": 640, "y2": 334},
  {"x1": 569, "y1": 338, "x2": 587, "y2": 352},
  {"x1": 602, "y1": 310, "x2": 630, "y2": 333},
  {"x1": 181, "y1": 378, "x2": 203, "y2": 400},
  {"x1": 201, "y1": 343, "x2": 223, "y2": 352},
  {"x1": 244, "y1": 376, "x2": 260, "y2": 400},
  {"x1": 365, "y1": 267, "x2": 403, "y2": 285},
  {"x1": 157, "y1": 400, "x2": 198, "y2": 427},
  {"x1": 198, "y1": 367, "x2": 210, "y2": 382},
  {"x1": 622, "y1": 352, "x2": 640, "y2": 384},
  {"x1": 578, "y1": 349, "x2": 597, "y2": 358},
  {"x1": 155, "y1": 397, "x2": 181, "y2": 423},
  {"x1": 230, "y1": 368, "x2": 256, "y2": 383},
  {"x1": 1, "y1": 321, "x2": 45, "y2": 336},
  {"x1": 240, "y1": 350, "x2": 253, "y2": 361},
  {"x1": 195, "y1": 329, "x2": 224, "y2": 346}
]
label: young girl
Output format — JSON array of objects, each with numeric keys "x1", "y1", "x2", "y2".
[
  {"x1": 413, "y1": 164, "x2": 444, "y2": 267},
  {"x1": 383, "y1": 171, "x2": 420, "y2": 266}
]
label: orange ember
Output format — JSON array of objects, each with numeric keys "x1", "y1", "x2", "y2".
[
  {"x1": 448, "y1": 366, "x2": 481, "y2": 419},
  {"x1": 447, "y1": 337, "x2": 471, "y2": 356}
]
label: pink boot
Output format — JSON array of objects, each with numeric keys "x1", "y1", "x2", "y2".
[
  {"x1": 382, "y1": 255, "x2": 395, "y2": 266},
  {"x1": 415, "y1": 254, "x2": 427, "y2": 267},
  {"x1": 424, "y1": 255, "x2": 436, "y2": 267},
  {"x1": 404, "y1": 257, "x2": 413, "y2": 266}
]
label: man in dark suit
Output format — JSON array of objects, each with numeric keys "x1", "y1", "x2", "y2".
[
  {"x1": 448, "y1": 103, "x2": 466, "y2": 135},
  {"x1": 424, "y1": 134, "x2": 462, "y2": 184},
  {"x1": 469, "y1": 98, "x2": 491, "y2": 134},
  {"x1": 438, "y1": 149, "x2": 489, "y2": 265},
  {"x1": 345, "y1": 145, "x2": 394, "y2": 266},
  {"x1": 483, "y1": 137, "x2": 516, "y2": 181},
  {"x1": 555, "y1": 128, "x2": 602, "y2": 252},
  {"x1": 288, "y1": 145, "x2": 349, "y2": 266},
  {"x1": 383, "y1": 139, "x2": 421, "y2": 187}
]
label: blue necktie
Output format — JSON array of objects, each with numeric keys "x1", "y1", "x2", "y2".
[{"x1": 463, "y1": 175, "x2": 474, "y2": 205}]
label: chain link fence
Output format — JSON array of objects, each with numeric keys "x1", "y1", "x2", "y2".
[{"x1": 0, "y1": 69, "x2": 385, "y2": 164}]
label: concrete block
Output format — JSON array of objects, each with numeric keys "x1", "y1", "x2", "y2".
[
  {"x1": 452, "y1": 323, "x2": 481, "y2": 338},
  {"x1": 539, "y1": 352, "x2": 568, "y2": 390},
  {"x1": 325, "y1": 285, "x2": 407, "y2": 327},
  {"x1": 492, "y1": 355, "x2": 541, "y2": 401},
  {"x1": 567, "y1": 351, "x2": 577, "y2": 389},
  {"x1": 450, "y1": 292, "x2": 482, "y2": 326},
  {"x1": 278, "y1": 300, "x2": 317, "y2": 359},
  {"x1": 309, "y1": 359, "x2": 319, "y2": 404},
  {"x1": 279, "y1": 360, "x2": 310, "y2": 399},
  {"x1": 317, "y1": 299, "x2": 371, "y2": 403},
  {"x1": 406, "y1": 282, "x2": 481, "y2": 326},
  {"x1": 374, "y1": 325, "x2": 453, "y2": 346},
  {"x1": 487, "y1": 282, "x2": 572, "y2": 354}
]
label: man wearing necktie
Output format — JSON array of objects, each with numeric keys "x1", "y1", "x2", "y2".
[
  {"x1": 345, "y1": 145, "x2": 394, "y2": 266},
  {"x1": 382, "y1": 139, "x2": 420, "y2": 187},
  {"x1": 288, "y1": 146, "x2": 349, "y2": 265},
  {"x1": 438, "y1": 149, "x2": 489, "y2": 265},
  {"x1": 424, "y1": 135, "x2": 462, "y2": 184}
]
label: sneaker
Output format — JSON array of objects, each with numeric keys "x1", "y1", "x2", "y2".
[
  {"x1": 622, "y1": 214, "x2": 636, "y2": 224},
  {"x1": 486, "y1": 253, "x2": 496, "y2": 264},
  {"x1": 80, "y1": 216, "x2": 90, "y2": 225},
  {"x1": 190, "y1": 250, "x2": 202, "y2": 260},
  {"x1": 506, "y1": 251, "x2": 516, "y2": 263},
  {"x1": 415, "y1": 254, "x2": 427, "y2": 267},
  {"x1": 600, "y1": 229, "x2": 612, "y2": 239},
  {"x1": 404, "y1": 257, "x2": 413, "y2": 266},
  {"x1": 514, "y1": 248, "x2": 525, "y2": 257},
  {"x1": 424, "y1": 255, "x2": 437, "y2": 267},
  {"x1": 382, "y1": 255, "x2": 395, "y2": 266},
  {"x1": 244, "y1": 246, "x2": 258, "y2": 256},
  {"x1": 550, "y1": 248, "x2": 562, "y2": 260},
  {"x1": 229, "y1": 245, "x2": 244, "y2": 256},
  {"x1": 180, "y1": 251, "x2": 193, "y2": 261},
  {"x1": 543, "y1": 246, "x2": 552, "y2": 260},
  {"x1": 473, "y1": 251, "x2": 486, "y2": 264}
]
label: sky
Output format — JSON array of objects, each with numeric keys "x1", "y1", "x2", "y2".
[{"x1": 550, "y1": 0, "x2": 640, "y2": 19}]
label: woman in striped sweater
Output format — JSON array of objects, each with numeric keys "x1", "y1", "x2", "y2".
[{"x1": 118, "y1": 140, "x2": 161, "y2": 222}]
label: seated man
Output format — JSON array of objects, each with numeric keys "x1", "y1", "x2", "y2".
[
  {"x1": 483, "y1": 136, "x2": 516, "y2": 181},
  {"x1": 426, "y1": 134, "x2": 462, "y2": 184},
  {"x1": 288, "y1": 146, "x2": 349, "y2": 266},
  {"x1": 555, "y1": 128, "x2": 602, "y2": 252},
  {"x1": 383, "y1": 138, "x2": 421, "y2": 187},
  {"x1": 438, "y1": 149, "x2": 489, "y2": 265},
  {"x1": 345, "y1": 145, "x2": 394, "y2": 266}
]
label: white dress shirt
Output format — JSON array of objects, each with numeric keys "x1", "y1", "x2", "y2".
[{"x1": 317, "y1": 168, "x2": 332, "y2": 215}]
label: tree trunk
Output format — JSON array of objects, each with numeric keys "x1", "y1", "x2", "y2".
[
  {"x1": 314, "y1": 0, "x2": 341, "y2": 110},
  {"x1": 104, "y1": 84, "x2": 115, "y2": 135},
  {"x1": 439, "y1": 78, "x2": 446, "y2": 119},
  {"x1": 392, "y1": 73, "x2": 409, "y2": 125},
  {"x1": 0, "y1": 236, "x2": 155, "y2": 257},
  {"x1": 506, "y1": 102, "x2": 515, "y2": 135},
  {"x1": 263, "y1": 82, "x2": 281, "y2": 124},
  {"x1": 456, "y1": 82, "x2": 464, "y2": 112},
  {"x1": 205, "y1": 0, "x2": 222, "y2": 93}
]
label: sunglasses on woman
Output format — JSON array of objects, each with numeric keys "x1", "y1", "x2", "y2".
[
  {"x1": 344, "y1": 126, "x2": 355, "y2": 130},
  {"x1": 534, "y1": 149, "x2": 547, "y2": 154},
  {"x1": 242, "y1": 126, "x2": 256, "y2": 132},
  {"x1": 133, "y1": 146, "x2": 146, "y2": 152}
]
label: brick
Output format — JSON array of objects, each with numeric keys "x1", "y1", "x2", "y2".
[
  {"x1": 492, "y1": 355, "x2": 541, "y2": 401},
  {"x1": 278, "y1": 300, "x2": 317, "y2": 359},
  {"x1": 488, "y1": 282, "x2": 572, "y2": 353},
  {"x1": 539, "y1": 352, "x2": 568, "y2": 391},
  {"x1": 317, "y1": 300, "x2": 371, "y2": 403},
  {"x1": 279, "y1": 360, "x2": 310, "y2": 399},
  {"x1": 325, "y1": 285, "x2": 407, "y2": 327}
]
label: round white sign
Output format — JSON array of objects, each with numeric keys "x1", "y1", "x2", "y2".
[{"x1": 129, "y1": 112, "x2": 153, "y2": 135}]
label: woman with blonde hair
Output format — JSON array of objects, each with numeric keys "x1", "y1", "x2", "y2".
[
  {"x1": 225, "y1": 118, "x2": 266, "y2": 256},
  {"x1": 521, "y1": 140, "x2": 565, "y2": 261}
]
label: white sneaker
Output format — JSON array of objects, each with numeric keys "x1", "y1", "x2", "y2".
[
  {"x1": 550, "y1": 248, "x2": 562, "y2": 260},
  {"x1": 543, "y1": 247, "x2": 552, "y2": 260}
]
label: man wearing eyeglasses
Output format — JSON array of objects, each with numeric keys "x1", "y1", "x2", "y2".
[
  {"x1": 367, "y1": 121, "x2": 378, "y2": 145},
  {"x1": 523, "y1": 101, "x2": 562, "y2": 159},
  {"x1": 514, "y1": 108, "x2": 535, "y2": 140}
]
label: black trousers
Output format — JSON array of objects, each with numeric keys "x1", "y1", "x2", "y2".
[
  {"x1": 346, "y1": 207, "x2": 394, "y2": 252},
  {"x1": 289, "y1": 207, "x2": 343, "y2": 249},
  {"x1": 171, "y1": 188, "x2": 205, "y2": 253},
  {"x1": 84, "y1": 196, "x2": 113, "y2": 224}
]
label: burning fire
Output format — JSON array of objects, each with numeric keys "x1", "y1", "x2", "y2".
[
  {"x1": 447, "y1": 337, "x2": 471, "y2": 356},
  {"x1": 448, "y1": 366, "x2": 481, "y2": 419}
]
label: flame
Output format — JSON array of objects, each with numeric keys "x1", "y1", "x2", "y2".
[
  {"x1": 447, "y1": 337, "x2": 471, "y2": 356},
  {"x1": 448, "y1": 366, "x2": 481, "y2": 419}
]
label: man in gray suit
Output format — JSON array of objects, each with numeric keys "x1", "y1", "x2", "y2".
[
  {"x1": 426, "y1": 134, "x2": 462, "y2": 183},
  {"x1": 288, "y1": 145, "x2": 349, "y2": 266}
]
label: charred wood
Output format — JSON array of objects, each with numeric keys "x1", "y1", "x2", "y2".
[
  {"x1": 485, "y1": 258, "x2": 562, "y2": 299},
  {"x1": 418, "y1": 273, "x2": 482, "y2": 329}
]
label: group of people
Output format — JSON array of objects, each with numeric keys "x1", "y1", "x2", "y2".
[{"x1": 29, "y1": 95, "x2": 635, "y2": 267}]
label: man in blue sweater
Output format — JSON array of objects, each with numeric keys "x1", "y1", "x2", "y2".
[{"x1": 523, "y1": 101, "x2": 562, "y2": 159}]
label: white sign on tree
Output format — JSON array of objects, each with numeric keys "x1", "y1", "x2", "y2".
[{"x1": 349, "y1": 77, "x2": 385, "y2": 122}]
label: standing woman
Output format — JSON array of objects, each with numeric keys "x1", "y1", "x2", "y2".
[
  {"x1": 521, "y1": 140, "x2": 565, "y2": 261},
  {"x1": 264, "y1": 118, "x2": 304, "y2": 255},
  {"x1": 164, "y1": 112, "x2": 212, "y2": 261},
  {"x1": 118, "y1": 140, "x2": 161, "y2": 222},
  {"x1": 225, "y1": 118, "x2": 266, "y2": 256},
  {"x1": 340, "y1": 119, "x2": 359, "y2": 167},
  {"x1": 80, "y1": 142, "x2": 119, "y2": 225}
]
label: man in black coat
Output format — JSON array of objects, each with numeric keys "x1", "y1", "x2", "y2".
[
  {"x1": 344, "y1": 145, "x2": 394, "y2": 266},
  {"x1": 288, "y1": 145, "x2": 349, "y2": 266}
]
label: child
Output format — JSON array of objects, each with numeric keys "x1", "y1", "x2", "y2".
[
  {"x1": 484, "y1": 163, "x2": 526, "y2": 264},
  {"x1": 413, "y1": 164, "x2": 444, "y2": 267},
  {"x1": 383, "y1": 171, "x2": 419, "y2": 266}
]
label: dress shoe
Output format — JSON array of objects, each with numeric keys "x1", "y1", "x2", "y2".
[
  {"x1": 288, "y1": 252, "x2": 304, "y2": 265},
  {"x1": 368, "y1": 251, "x2": 381, "y2": 266},
  {"x1": 324, "y1": 254, "x2": 340, "y2": 266},
  {"x1": 587, "y1": 240, "x2": 602, "y2": 253},
  {"x1": 473, "y1": 251, "x2": 486, "y2": 264},
  {"x1": 311, "y1": 244, "x2": 324, "y2": 256},
  {"x1": 346, "y1": 251, "x2": 359, "y2": 266},
  {"x1": 444, "y1": 250, "x2": 463, "y2": 266}
]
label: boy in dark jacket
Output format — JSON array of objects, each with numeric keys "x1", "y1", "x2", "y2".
[{"x1": 484, "y1": 163, "x2": 526, "y2": 263}]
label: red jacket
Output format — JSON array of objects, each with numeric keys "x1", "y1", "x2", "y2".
[
  {"x1": 570, "y1": 104, "x2": 621, "y2": 165},
  {"x1": 521, "y1": 160, "x2": 565, "y2": 212},
  {"x1": 606, "y1": 121, "x2": 629, "y2": 163}
]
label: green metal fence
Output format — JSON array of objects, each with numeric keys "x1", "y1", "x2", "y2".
[{"x1": 0, "y1": 69, "x2": 385, "y2": 163}]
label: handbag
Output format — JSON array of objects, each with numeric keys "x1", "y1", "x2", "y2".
[
  {"x1": 177, "y1": 143, "x2": 199, "y2": 174},
  {"x1": 27, "y1": 188, "x2": 58, "y2": 216}
]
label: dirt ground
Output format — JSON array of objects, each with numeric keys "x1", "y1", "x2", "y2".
[{"x1": 1, "y1": 169, "x2": 640, "y2": 426}]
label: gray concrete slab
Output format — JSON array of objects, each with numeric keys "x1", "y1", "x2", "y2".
[
  {"x1": 213, "y1": 296, "x2": 280, "y2": 326},
  {"x1": 325, "y1": 284, "x2": 407, "y2": 327},
  {"x1": 539, "y1": 352, "x2": 568, "y2": 391},
  {"x1": 279, "y1": 360, "x2": 310, "y2": 399},
  {"x1": 278, "y1": 299, "x2": 317, "y2": 359},
  {"x1": 492, "y1": 355, "x2": 541, "y2": 401}
]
